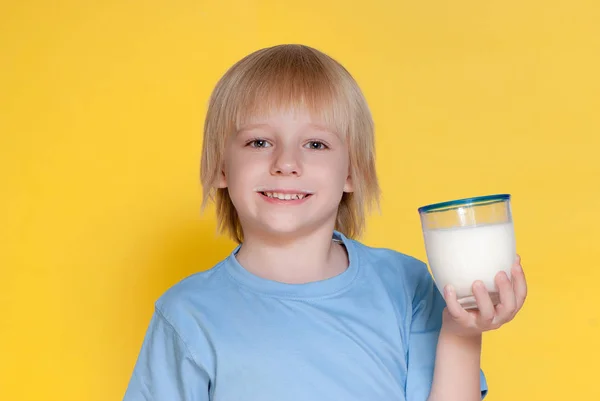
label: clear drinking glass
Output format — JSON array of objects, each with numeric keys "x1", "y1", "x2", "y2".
[{"x1": 418, "y1": 194, "x2": 516, "y2": 309}]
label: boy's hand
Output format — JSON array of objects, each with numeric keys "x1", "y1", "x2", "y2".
[{"x1": 441, "y1": 255, "x2": 527, "y2": 338}]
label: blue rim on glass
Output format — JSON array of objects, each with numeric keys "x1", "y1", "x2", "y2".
[{"x1": 418, "y1": 194, "x2": 511, "y2": 214}]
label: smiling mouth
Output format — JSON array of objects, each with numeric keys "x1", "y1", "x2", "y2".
[{"x1": 259, "y1": 191, "x2": 313, "y2": 201}]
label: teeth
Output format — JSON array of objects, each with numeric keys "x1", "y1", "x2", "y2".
[{"x1": 263, "y1": 192, "x2": 308, "y2": 200}]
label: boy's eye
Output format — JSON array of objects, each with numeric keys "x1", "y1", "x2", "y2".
[
  {"x1": 305, "y1": 141, "x2": 328, "y2": 150},
  {"x1": 248, "y1": 139, "x2": 271, "y2": 148}
]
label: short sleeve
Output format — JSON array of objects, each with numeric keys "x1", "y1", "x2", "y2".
[
  {"x1": 123, "y1": 309, "x2": 210, "y2": 401},
  {"x1": 405, "y1": 262, "x2": 488, "y2": 400}
]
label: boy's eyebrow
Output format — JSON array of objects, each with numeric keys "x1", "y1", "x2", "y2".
[
  {"x1": 237, "y1": 123, "x2": 337, "y2": 135},
  {"x1": 237, "y1": 123, "x2": 271, "y2": 133},
  {"x1": 308, "y1": 123, "x2": 337, "y2": 134}
]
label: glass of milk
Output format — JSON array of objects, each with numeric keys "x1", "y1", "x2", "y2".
[{"x1": 418, "y1": 194, "x2": 516, "y2": 309}]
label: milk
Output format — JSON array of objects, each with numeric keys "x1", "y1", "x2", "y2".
[{"x1": 423, "y1": 221, "x2": 516, "y2": 305}]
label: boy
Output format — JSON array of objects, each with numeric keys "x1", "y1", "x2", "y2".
[{"x1": 123, "y1": 44, "x2": 527, "y2": 401}]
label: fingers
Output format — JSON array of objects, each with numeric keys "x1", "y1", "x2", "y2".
[
  {"x1": 441, "y1": 255, "x2": 528, "y2": 336},
  {"x1": 495, "y1": 270, "x2": 517, "y2": 322},
  {"x1": 512, "y1": 254, "x2": 528, "y2": 310},
  {"x1": 472, "y1": 281, "x2": 496, "y2": 327},
  {"x1": 444, "y1": 285, "x2": 471, "y2": 323}
]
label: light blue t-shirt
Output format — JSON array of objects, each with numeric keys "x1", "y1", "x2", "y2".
[{"x1": 123, "y1": 231, "x2": 487, "y2": 401}]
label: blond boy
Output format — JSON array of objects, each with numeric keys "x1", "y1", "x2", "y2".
[{"x1": 124, "y1": 44, "x2": 527, "y2": 401}]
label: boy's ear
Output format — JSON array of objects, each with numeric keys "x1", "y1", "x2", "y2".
[
  {"x1": 216, "y1": 168, "x2": 227, "y2": 188},
  {"x1": 343, "y1": 173, "x2": 354, "y2": 193}
]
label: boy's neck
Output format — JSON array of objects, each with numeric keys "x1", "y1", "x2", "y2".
[{"x1": 235, "y1": 226, "x2": 349, "y2": 284}]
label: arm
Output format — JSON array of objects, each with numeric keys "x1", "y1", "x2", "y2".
[
  {"x1": 123, "y1": 308, "x2": 211, "y2": 401},
  {"x1": 427, "y1": 330, "x2": 482, "y2": 401},
  {"x1": 427, "y1": 255, "x2": 528, "y2": 401},
  {"x1": 404, "y1": 258, "x2": 488, "y2": 401}
]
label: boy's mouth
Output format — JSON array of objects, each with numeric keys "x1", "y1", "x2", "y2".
[{"x1": 258, "y1": 191, "x2": 313, "y2": 201}]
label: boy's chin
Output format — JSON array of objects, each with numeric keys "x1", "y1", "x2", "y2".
[
  {"x1": 250, "y1": 220, "x2": 322, "y2": 240},
  {"x1": 261, "y1": 224, "x2": 311, "y2": 238}
]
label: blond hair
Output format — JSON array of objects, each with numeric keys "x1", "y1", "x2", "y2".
[{"x1": 200, "y1": 44, "x2": 380, "y2": 243}]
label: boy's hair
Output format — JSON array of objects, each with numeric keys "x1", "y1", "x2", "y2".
[{"x1": 200, "y1": 44, "x2": 380, "y2": 243}]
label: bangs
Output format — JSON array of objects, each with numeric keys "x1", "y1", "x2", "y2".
[{"x1": 224, "y1": 45, "x2": 352, "y2": 137}]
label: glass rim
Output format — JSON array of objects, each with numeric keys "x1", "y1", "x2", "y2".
[{"x1": 418, "y1": 194, "x2": 511, "y2": 214}]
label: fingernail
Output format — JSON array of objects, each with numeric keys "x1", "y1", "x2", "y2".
[{"x1": 444, "y1": 285, "x2": 453, "y2": 296}]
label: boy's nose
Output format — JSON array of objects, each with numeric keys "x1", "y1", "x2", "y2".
[{"x1": 271, "y1": 147, "x2": 302, "y2": 176}]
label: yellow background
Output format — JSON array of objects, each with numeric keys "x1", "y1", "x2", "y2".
[{"x1": 1, "y1": 1, "x2": 599, "y2": 400}]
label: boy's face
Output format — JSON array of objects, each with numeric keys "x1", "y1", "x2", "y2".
[{"x1": 217, "y1": 109, "x2": 353, "y2": 240}]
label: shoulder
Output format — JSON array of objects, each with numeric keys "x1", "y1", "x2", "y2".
[
  {"x1": 350, "y1": 238, "x2": 431, "y2": 281},
  {"x1": 348, "y1": 238, "x2": 435, "y2": 299},
  {"x1": 133, "y1": 261, "x2": 232, "y2": 375},
  {"x1": 153, "y1": 259, "x2": 231, "y2": 327}
]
